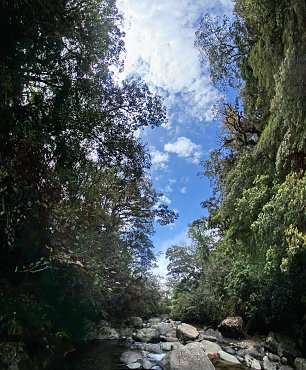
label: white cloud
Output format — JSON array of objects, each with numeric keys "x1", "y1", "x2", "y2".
[
  {"x1": 180, "y1": 186, "x2": 187, "y2": 194},
  {"x1": 164, "y1": 137, "x2": 202, "y2": 163},
  {"x1": 118, "y1": 0, "x2": 233, "y2": 128},
  {"x1": 150, "y1": 147, "x2": 169, "y2": 169}
]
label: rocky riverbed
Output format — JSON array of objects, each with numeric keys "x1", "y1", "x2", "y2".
[{"x1": 94, "y1": 316, "x2": 306, "y2": 370}]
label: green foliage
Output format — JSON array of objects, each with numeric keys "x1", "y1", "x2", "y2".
[
  {"x1": 0, "y1": 0, "x2": 176, "y2": 364},
  {"x1": 169, "y1": 0, "x2": 306, "y2": 332}
]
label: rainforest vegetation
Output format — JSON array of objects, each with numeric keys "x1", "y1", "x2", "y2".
[
  {"x1": 0, "y1": 0, "x2": 305, "y2": 367},
  {"x1": 0, "y1": 0, "x2": 176, "y2": 365},
  {"x1": 167, "y1": 0, "x2": 306, "y2": 340}
]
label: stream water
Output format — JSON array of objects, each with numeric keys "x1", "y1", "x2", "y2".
[{"x1": 59, "y1": 340, "x2": 130, "y2": 370}]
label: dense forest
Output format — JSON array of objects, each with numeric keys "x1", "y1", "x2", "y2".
[
  {"x1": 0, "y1": 0, "x2": 306, "y2": 368},
  {"x1": 167, "y1": 0, "x2": 306, "y2": 347},
  {"x1": 0, "y1": 0, "x2": 176, "y2": 366}
]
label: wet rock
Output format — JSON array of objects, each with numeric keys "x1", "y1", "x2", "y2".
[
  {"x1": 219, "y1": 317, "x2": 245, "y2": 339},
  {"x1": 120, "y1": 350, "x2": 143, "y2": 364},
  {"x1": 161, "y1": 342, "x2": 215, "y2": 370},
  {"x1": 127, "y1": 317, "x2": 143, "y2": 329},
  {"x1": 218, "y1": 350, "x2": 240, "y2": 364},
  {"x1": 294, "y1": 358, "x2": 306, "y2": 370},
  {"x1": 177, "y1": 323, "x2": 199, "y2": 341},
  {"x1": 133, "y1": 328, "x2": 160, "y2": 343}
]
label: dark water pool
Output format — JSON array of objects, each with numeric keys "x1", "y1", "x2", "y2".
[{"x1": 59, "y1": 340, "x2": 129, "y2": 370}]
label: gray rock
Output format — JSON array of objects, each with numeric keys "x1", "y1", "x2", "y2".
[
  {"x1": 294, "y1": 358, "x2": 306, "y2": 370},
  {"x1": 267, "y1": 353, "x2": 280, "y2": 362},
  {"x1": 281, "y1": 357, "x2": 288, "y2": 365},
  {"x1": 200, "y1": 340, "x2": 222, "y2": 356},
  {"x1": 120, "y1": 350, "x2": 143, "y2": 364},
  {"x1": 148, "y1": 318, "x2": 162, "y2": 325},
  {"x1": 177, "y1": 323, "x2": 199, "y2": 341},
  {"x1": 119, "y1": 327, "x2": 134, "y2": 337},
  {"x1": 161, "y1": 342, "x2": 173, "y2": 351},
  {"x1": 161, "y1": 342, "x2": 215, "y2": 370},
  {"x1": 127, "y1": 362, "x2": 142, "y2": 369},
  {"x1": 151, "y1": 366, "x2": 163, "y2": 370},
  {"x1": 143, "y1": 343, "x2": 163, "y2": 354},
  {"x1": 223, "y1": 346, "x2": 236, "y2": 355},
  {"x1": 237, "y1": 346, "x2": 261, "y2": 359},
  {"x1": 166, "y1": 330, "x2": 177, "y2": 338},
  {"x1": 147, "y1": 353, "x2": 166, "y2": 362},
  {"x1": 152, "y1": 323, "x2": 174, "y2": 336},
  {"x1": 265, "y1": 332, "x2": 300, "y2": 362},
  {"x1": 97, "y1": 326, "x2": 119, "y2": 340},
  {"x1": 199, "y1": 334, "x2": 217, "y2": 342},
  {"x1": 127, "y1": 317, "x2": 143, "y2": 329},
  {"x1": 218, "y1": 350, "x2": 240, "y2": 364},
  {"x1": 219, "y1": 317, "x2": 245, "y2": 339},
  {"x1": 142, "y1": 358, "x2": 155, "y2": 369},
  {"x1": 161, "y1": 336, "x2": 178, "y2": 342},
  {"x1": 263, "y1": 356, "x2": 277, "y2": 370},
  {"x1": 133, "y1": 328, "x2": 160, "y2": 343},
  {"x1": 245, "y1": 355, "x2": 261, "y2": 370}
]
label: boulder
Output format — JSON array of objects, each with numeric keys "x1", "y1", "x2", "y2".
[
  {"x1": 97, "y1": 326, "x2": 119, "y2": 340},
  {"x1": 294, "y1": 358, "x2": 306, "y2": 370},
  {"x1": 120, "y1": 350, "x2": 143, "y2": 364},
  {"x1": 161, "y1": 336, "x2": 179, "y2": 342},
  {"x1": 200, "y1": 340, "x2": 222, "y2": 357},
  {"x1": 237, "y1": 346, "x2": 261, "y2": 359},
  {"x1": 161, "y1": 342, "x2": 215, "y2": 370},
  {"x1": 218, "y1": 350, "x2": 240, "y2": 364},
  {"x1": 152, "y1": 323, "x2": 174, "y2": 336},
  {"x1": 127, "y1": 317, "x2": 143, "y2": 329},
  {"x1": 133, "y1": 328, "x2": 160, "y2": 343},
  {"x1": 219, "y1": 317, "x2": 245, "y2": 339},
  {"x1": 177, "y1": 323, "x2": 199, "y2": 341}
]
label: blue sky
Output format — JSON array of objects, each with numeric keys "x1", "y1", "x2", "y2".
[{"x1": 117, "y1": 0, "x2": 234, "y2": 278}]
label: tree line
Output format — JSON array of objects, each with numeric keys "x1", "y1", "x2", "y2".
[
  {"x1": 167, "y1": 0, "x2": 306, "y2": 343},
  {"x1": 0, "y1": 0, "x2": 175, "y2": 365}
]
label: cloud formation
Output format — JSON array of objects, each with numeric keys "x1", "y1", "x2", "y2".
[
  {"x1": 118, "y1": 0, "x2": 233, "y2": 127},
  {"x1": 164, "y1": 137, "x2": 202, "y2": 163},
  {"x1": 150, "y1": 147, "x2": 169, "y2": 169}
]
